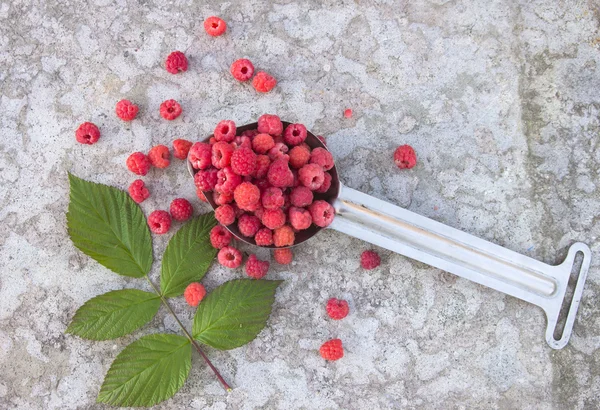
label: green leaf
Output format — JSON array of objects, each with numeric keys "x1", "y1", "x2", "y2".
[
  {"x1": 67, "y1": 173, "x2": 152, "y2": 278},
  {"x1": 193, "y1": 279, "x2": 282, "y2": 350},
  {"x1": 161, "y1": 214, "x2": 218, "y2": 298},
  {"x1": 66, "y1": 289, "x2": 161, "y2": 340},
  {"x1": 97, "y1": 334, "x2": 191, "y2": 407}
]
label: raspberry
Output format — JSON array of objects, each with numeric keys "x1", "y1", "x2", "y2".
[
  {"x1": 273, "y1": 248, "x2": 293, "y2": 264},
  {"x1": 188, "y1": 142, "x2": 213, "y2": 170},
  {"x1": 196, "y1": 189, "x2": 207, "y2": 202},
  {"x1": 254, "y1": 228, "x2": 273, "y2": 246},
  {"x1": 215, "y1": 204, "x2": 235, "y2": 225},
  {"x1": 394, "y1": 145, "x2": 417, "y2": 169},
  {"x1": 245, "y1": 254, "x2": 269, "y2": 279},
  {"x1": 115, "y1": 100, "x2": 139, "y2": 121},
  {"x1": 233, "y1": 135, "x2": 252, "y2": 150},
  {"x1": 218, "y1": 246, "x2": 242, "y2": 268},
  {"x1": 283, "y1": 123, "x2": 307, "y2": 146},
  {"x1": 360, "y1": 250, "x2": 381, "y2": 270},
  {"x1": 127, "y1": 152, "x2": 151, "y2": 176},
  {"x1": 255, "y1": 179, "x2": 272, "y2": 194},
  {"x1": 215, "y1": 167, "x2": 242, "y2": 194},
  {"x1": 298, "y1": 163, "x2": 325, "y2": 190},
  {"x1": 315, "y1": 172, "x2": 332, "y2": 194},
  {"x1": 290, "y1": 186, "x2": 313, "y2": 207},
  {"x1": 230, "y1": 58, "x2": 254, "y2": 82},
  {"x1": 213, "y1": 191, "x2": 233, "y2": 205},
  {"x1": 165, "y1": 51, "x2": 188, "y2": 74},
  {"x1": 257, "y1": 114, "x2": 283, "y2": 136},
  {"x1": 241, "y1": 129, "x2": 259, "y2": 138},
  {"x1": 282, "y1": 194, "x2": 291, "y2": 213},
  {"x1": 173, "y1": 139, "x2": 193, "y2": 160},
  {"x1": 75, "y1": 122, "x2": 100, "y2": 145},
  {"x1": 148, "y1": 145, "x2": 171, "y2": 169},
  {"x1": 238, "y1": 214, "x2": 262, "y2": 237},
  {"x1": 273, "y1": 225, "x2": 295, "y2": 247},
  {"x1": 291, "y1": 170, "x2": 300, "y2": 188},
  {"x1": 252, "y1": 71, "x2": 277, "y2": 93},
  {"x1": 160, "y1": 99, "x2": 182, "y2": 120},
  {"x1": 214, "y1": 120, "x2": 236, "y2": 143},
  {"x1": 289, "y1": 145, "x2": 311, "y2": 169},
  {"x1": 288, "y1": 207, "x2": 312, "y2": 230},
  {"x1": 148, "y1": 210, "x2": 171, "y2": 234},
  {"x1": 211, "y1": 141, "x2": 234, "y2": 169},
  {"x1": 343, "y1": 108, "x2": 353, "y2": 118},
  {"x1": 210, "y1": 225, "x2": 232, "y2": 249},
  {"x1": 253, "y1": 155, "x2": 271, "y2": 179},
  {"x1": 310, "y1": 147, "x2": 334, "y2": 171},
  {"x1": 194, "y1": 168, "x2": 218, "y2": 191},
  {"x1": 252, "y1": 133, "x2": 275, "y2": 154},
  {"x1": 326, "y1": 298, "x2": 349, "y2": 320},
  {"x1": 261, "y1": 208, "x2": 286, "y2": 230},
  {"x1": 317, "y1": 135, "x2": 327, "y2": 146},
  {"x1": 204, "y1": 16, "x2": 227, "y2": 37},
  {"x1": 309, "y1": 200, "x2": 335, "y2": 227},
  {"x1": 233, "y1": 182, "x2": 260, "y2": 211},
  {"x1": 261, "y1": 187, "x2": 284, "y2": 210},
  {"x1": 184, "y1": 282, "x2": 206, "y2": 307},
  {"x1": 128, "y1": 179, "x2": 150, "y2": 203},
  {"x1": 170, "y1": 198, "x2": 193, "y2": 221},
  {"x1": 320, "y1": 339, "x2": 343, "y2": 361},
  {"x1": 268, "y1": 142, "x2": 289, "y2": 161},
  {"x1": 231, "y1": 147, "x2": 257, "y2": 176},
  {"x1": 268, "y1": 158, "x2": 294, "y2": 188}
]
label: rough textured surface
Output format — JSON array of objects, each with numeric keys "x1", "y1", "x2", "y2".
[{"x1": 1, "y1": 0, "x2": 599, "y2": 408}]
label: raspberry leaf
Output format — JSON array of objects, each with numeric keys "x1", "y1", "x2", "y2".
[
  {"x1": 161, "y1": 213, "x2": 217, "y2": 298},
  {"x1": 97, "y1": 333, "x2": 191, "y2": 407},
  {"x1": 66, "y1": 289, "x2": 161, "y2": 340},
  {"x1": 193, "y1": 279, "x2": 282, "y2": 350},
  {"x1": 67, "y1": 173, "x2": 152, "y2": 277}
]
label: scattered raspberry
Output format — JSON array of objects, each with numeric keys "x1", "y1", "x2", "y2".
[
  {"x1": 273, "y1": 248, "x2": 293, "y2": 264},
  {"x1": 194, "y1": 168, "x2": 218, "y2": 191},
  {"x1": 213, "y1": 191, "x2": 233, "y2": 205},
  {"x1": 231, "y1": 147, "x2": 257, "y2": 176},
  {"x1": 196, "y1": 189, "x2": 207, "y2": 202},
  {"x1": 188, "y1": 142, "x2": 213, "y2": 169},
  {"x1": 252, "y1": 133, "x2": 275, "y2": 154},
  {"x1": 394, "y1": 145, "x2": 417, "y2": 169},
  {"x1": 310, "y1": 147, "x2": 334, "y2": 171},
  {"x1": 315, "y1": 172, "x2": 332, "y2": 194},
  {"x1": 288, "y1": 207, "x2": 312, "y2": 230},
  {"x1": 298, "y1": 163, "x2": 325, "y2": 190},
  {"x1": 148, "y1": 210, "x2": 171, "y2": 234},
  {"x1": 215, "y1": 204, "x2": 235, "y2": 226},
  {"x1": 257, "y1": 114, "x2": 283, "y2": 136},
  {"x1": 238, "y1": 214, "x2": 262, "y2": 237},
  {"x1": 290, "y1": 186, "x2": 313, "y2": 207},
  {"x1": 320, "y1": 339, "x2": 343, "y2": 361},
  {"x1": 273, "y1": 225, "x2": 295, "y2": 247},
  {"x1": 326, "y1": 298, "x2": 349, "y2": 320},
  {"x1": 210, "y1": 225, "x2": 232, "y2": 249},
  {"x1": 261, "y1": 208, "x2": 286, "y2": 230},
  {"x1": 184, "y1": 282, "x2": 206, "y2": 307},
  {"x1": 75, "y1": 122, "x2": 100, "y2": 145},
  {"x1": 289, "y1": 145, "x2": 311, "y2": 169},
  {"x1": 218, "y1": 246, "x2": 242, "y2": 268},
  {"x1": 214, "y1": 120, "x2": 236, "y2": 143},
  {"x1": 211, "y1": 141, "x2": 234, "y2": 169},
  {"x1": 360, "y1": 250, "x2": 381, "y2": 270},
  {"x1": 204, "y1": 16, "x2": 227, "y2": 36},
  {"x1": 148, "y1": 145, "x2": 171, "y2": 169},
  {"x1": 233, "y1": 182, "x2": 260, "y2": 211},
  {"x1": 253, "y1": 155, "x2": 271, "y2": 179},
  {"x1": 115, "y1": 100, "x2": 139, "y2": 121},
  {"x1": 245, "y1": 254, "x2": 270, "y2": 279},
  {"x1": 230, "y1": 58, "x2": 254, "y2": 82},
  {"x1": 173, "y1": 139, "x2": 193, "y2": 160},
  {"x1": 254, "y1": 228, "x2": 274, "y2": 246},
  {"x1": 252, "y1": 71, "x2": 277, "y2": 93},
  {"x1": 126, "y1": 152, "x2": 151, "y2": 176},
  {"x1": 261, "y1": 187, "x2": 285, "y2": 210},
  {"x1": 268, "y1": 158, "x2": 294, "y2": 188},
  {"x1": 309, "y1": 200, "x2": 335, "y2": 228},
  {"x1": 128, "y1": 179, "x2": 150, "y2": 203},
  {"x1": 267, "y1": 142, "x2": 289, "y2": 161},
  {"x1": 165, "y1": 51, "x2": 188, "y2": 74},
  {"x1": 343, "y1": 108, "x2": 353, "y2": 118},
  {"x1": 283, "y1": 123, "x2": 307, "y2": 146},
  {"x1": 160, "y1": 99, "x2": 182, "y2": 120},
  {"x1": 317, "y1": 135, "x2": 327, "y2": 146},
  {"x1": 215, "y1": 166, "x2": 242, "y2": 194},
  {"x1": 170, "y1": 198, "x2": 193, "y2": 221}
]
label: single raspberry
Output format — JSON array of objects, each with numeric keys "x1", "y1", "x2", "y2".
[
  {"x1": 194, "y1": 168, "x2": 218, "y2": 191},
  {"x1": 215, "y1": 167, "x2": 242, "y2": 194},
  {"x1": 211, "y1": 141, "x2": 234, "y2": 169},
  {"x1": 215, "y1": 204, "x2": 235, "y2": 226},
  {"x1": 115, "y1": 100, "x2": 139, "y2": 121},
  {"x1": 315, "y1": 172, "x2": 332, "y2": 194},
  {"x1": 288, "y1": 207, "x2": 312, "y2": 230},
  {"x1": 254, "y1": 228, "x2": 274, "y2": 246},
  {"x1": 360, "y1": 250, "x2": 381, "y2": 270},
  {"x1": 214, "y1": 120, "x2": 236, "y2": 143},
  {"x1": 252, "y1": 71, "x2": 277, "y2": 93},
  {"x1": 160, "y1": 99, "x2": 182, "y2": 120},
  {"x1": 326, "y1": 298, "x2": 349, "y2": 320},
  {"x1": 298, "y1": 163, "x2": 325, "y2": 190},
  {"x1": 233, "y1": 182, "x2": 260, "y2": 211},
  {"x1": 231, "y1": 147, "x2": 257, "y2": 176},
  {"x1": 173, "y1": 139, "x2": 193, "y2": 160},
  {"x1": 148, "y1": 210, "x2": 171, "y2": 234},
  {"x1": 184, "y1": 282, "x2": 206, "y2": 307},
  {"x1": 283, "y1": 123, "x2": 307, "y2": 146},
  {"x1": 218, "y1": 246, "x2": 242, "y2": 268},
  {"x1": 257, "y1": 114, "x2": 283, "y2": 136},
  {"x1": 290, "y1": 186, "x2": 313, "y2": 208},
  {"x1": 126, "y1": 152, "x2": 151, "y2": 176},
  {"x1": 204, "y1": 16, "x2": 227, "y2": 36},
  {"x1": 268, "y1": 158, "x2": 294, "y2": 188},
  {"x1": 394, "y1": 145, "x2": 417, "y2": 169},
  {"x1": 273, "y1": 248, "x2": 293, "y2": 264},
  {"x1": 317, "y1": 135, "x2": 327, "y2": 146},
  {"x1": 75, "y1": 122, "x2": 100, "y2": 145},
  {"x1": 310, "y1": 147, "x2": 334, "y2": 171},
  {"x1": 268, "y1": 142, "x2": 289, "y2": 161},
  {"x1": 289, "y1": 145, "x2": 311, "y2": 169},
  {"x1": 343, "y1": 108, "x2": 353, "y2": 118},
  {"x1": 230, "y1": 58, "x2": 254, "y2": 82},
  {"x1": 170, "y1": 198, "x2": 193, "y2": 221},
  {"x1": 128, "y1": 179, "x2": 150, "y2": 203},
  {"x1": 196, "y1": 189, "x2": 207, "y2": 202},
  {"x1": 261, "y1": 208, "x2": 286, "y2": 230},
  {"x1": 241, "y1": 129, "x2": 259, "y2": 138},
  {"x1": 188, "y1": 142, "x2": 213, "y2": 170},
  {"x1": 261, "y1": 187, "x2": 285, "y2": 210},
  {"x1": 252, "y1": 133, "x2": 275, "y2": 154},
  {"x1": 238, "y1": 214, "x2": 262, "y2": 237},
  {"x1": 210, "y1": 225, "x2": 232, "y2": 249},
  {"x1": 245, "y1": 254, "x2": 270, "y2": 279},
  {"x1": 309, "y1": 200, "x2": 335, "y2": 228},
  {"x1": 213, "y1": 191, "x2": 233, "y2": 205},
  {"x1": 273, "y1": 225, "x2": 295, "y2": 247},
  {"x1": 253, "y1": 155, "x2": 271, "y2": 179},
  {"x1": 165, "y1": 51, "x2": 188, "y2": 74},
  {"x1": 148, "y1": 145, "x2": 171, "y2": 169},
  {"x1": 320, "y1": 339, "x2": 344, "y2": 361},
  {"x1": 233, "y1": 135, "x2": 252, "y2": 150}
]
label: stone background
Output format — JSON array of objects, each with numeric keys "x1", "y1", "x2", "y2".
[{"x1": 1, "y1": 0, "x2": 599, "y2": 408}]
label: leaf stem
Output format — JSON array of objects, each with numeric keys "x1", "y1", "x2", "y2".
[{"x1": 145, "y1": 276, "x2": 232, "y2": 392}]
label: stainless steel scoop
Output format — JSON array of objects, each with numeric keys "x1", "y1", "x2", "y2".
[{"x1": 189, "y1": 121, "x2": 592, "y2": 349}]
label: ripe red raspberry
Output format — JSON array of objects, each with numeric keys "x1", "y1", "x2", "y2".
[
  {"x1": 213, "y1": 191, "x2": 233, "y2": 205},
  {"x1": 184, "y1": 282, "x2": 206, "y2": 307},
  {"x1": 326, "y1": 298, "x2": 349, "y2": 320},
  {"x1": 211, "y1": 141, "x2": 234, "y2": 169},
  {"x1": 231, "y1": 147, "x2": 257, "y2": 176},
  {"x1": 214, "y1": 120, "x2": 236, "y2": 143},
  {"x1": 283, "y1": 123, "x2": 307, "y2": 146},
  {"x1": 148, "y1": 145, "x2": 171, "y2": 169},
  {"x1": 196, "y1": 189, "x2": 207, "y2": 202},
  {"x1": 257, "y1": 114, "x2": 283, "y2": 136},
  {"x1": 127, "y1": 152, "x2": 151, "y2": 176},
  {"x1": 253, "y1": 204, "x2": 265, "y2": 220},
  {"x1": 75, "y1": 122, "x2": 100, "y2": 145},
  {"x1": 253, "y1": 155, "x2": 271, "y2": 179},
  {"x1": 210, "y1": 225, "x2": 232, "y2": 249},
  {"x1": 204, "y1": 16, "x2": 227, "y2": 36},
  {"x1": 230, "y1": 58, "x2": 254, "y2": 82},
  {"x1": 273, "y1": 248, "x2": 293, "y2": 264},
  {"x1": 360, "y1": 250, "x2": 381, "y2": 269},
  {"x1": 261, "y1": 187, "x2": 284, "y2": 210},
  {"x1": 238, "y1": 214, "x2": 262, "y2": 237},
  {"x1": 233, "y1": 182, "x2": 260, "y2": 211},
  {"x1": 160, "y1": 99, "x2": 182, "y2": 120},
  {"x1": 315, "y1": 172, "x2": 332, "y2": 194},
  {"x1": 309, "y1": 200, "x2": 335, "y2": 228},
  {"x1": 194, "y1": 168, "x2": 218, "y2": 191},
  {"x1": 261, "y1": 208, "x2": 286, "y2": 230},
  {"x1": 288, "y1": 207, "x2": 312, "y2": 230},
  {"x1": 245, "y1": 254, "x2": 270, "y2": 279},
  {"x1": 173, "y1": 139, "x2": 193, "y2": 160},
  {"x1": 394, "y1": 145, "x2": 417, "y2": 169},
  {"x1": 252, "y1": 133, "x2": 275, "y2": 154},
  {"x1": 215, "y1": 166, "x2": 242, "y2": 194},
  {"x1": 289, "y1": 145, "x2": 311, "y2": 169},
  {"x1": 320, "y1": 339, "x2": 344, "y2": 361},
  {"x1": 241, "y1": 129, "x2": 259, "y2": 139},
  {"x1": 254, "y1": 228, "x2": 273, "y2": 246},
  {"x1": 268, "y1": 142, "x2": 289, "y2": 161},
  {"x1": 252, "y1": 71, "x2": 277, "y2": 93},
  {"x1": 215, "y1": 204, "x2": 235, "y2": 225},
  {"x1": 310, "y1": 147, "x2": 334, "y2": 171},
  {"x1": 188, "y1": 142, "x2": 213, "y2": 170},
  {"x1": 128, "y1": 179, "x2": 150, "y2": 203},
  {"x1": 298, "y1": 163, "x2": 325, "y2": 190},
  {"x1": 148, "y1": 210, "x2": 171, "y2": 234},
  {"x1": 343, "y1": 108, "x2": 353, "y2": 118},
  {"x1": 273, "y1": 225, "x2": 295, "y2": 247},
  {"x1": 115, "y1": 100, "x2": 139, "y2": 121},
  {"x1": 170, "y1": 198, "x2": 193, "y2": 221},
  {"x1": 268, "y1": 158, "x2": 294, "y2": 188},
  {"x1": 317, "y1": 135, "x2": 327, "y2": 146},
  {"x1": 165, "y1": 51, "x2": 188, "y2": 74},
  {"x1": 290, "y1": 186, "x2": 313, "y2": 207},
  {"x1": 218, "y1": 246, "x2": 242, "y2": 269}
]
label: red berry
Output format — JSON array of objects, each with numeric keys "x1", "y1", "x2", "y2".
[
  {"x1": 267, "y1": 142, "x2": 289, "y2": 161},
  {"x1": 211, "y1": 141, "x2": 234, "y2": 169},
  {"x1": 288, "y1": 207, "x2": 312, "y2": 230},
  {"x1": 252, "y1": 133, "x2": 275, "y2": 154},
  {"x1": 261, "y1": 187, "x2": 284, "y2": 210},
  {"x1": 213, "y1": 191, "x2": 233, "y2": 205},
  {"x1": 289, "y1": 186, "x2": 313, "y2": 208},
  {"x1": 126, "y1": 152, "x2": 151, "y2": 176},
  {"x1": 75, "y1": 122, "x2": 100, "y2": 145},
  {"x1": 315, "y1": 172, "x2": 332, "y2": 194},
  {"x1": 214, "y1": 120, "x2": 236, "y2": 143},
  {"x1": 253, "y1": 155, "x2": 271, "y2": 179},
  {"x1": 394, "y1": 145, "x2": 417, "y2": 169},
  {"x1": 128, "y1": 179, "x2": 150, "y2": 203},
  {"x1": 230, "y1": 58, "x2": 254, "y2": 82},
  {"x1": 261, "y1": 208, "x2": 286, "y2": 230},
  {"x1": 231, "y1": 147, "x2": 257, "y2": 176},
  {"x1": 188, "y1": 142, "x2": 213, "y2": 170},
  {"x1": 204, "y1": 16, "x2": 227, "y2": 36},
  {"x1": 289, "y1": 145, "x2": 311, "y2": 169},
  {"x1": 218, "y1": 246, "x2": 242, "y2": 268},
  {"x1": 148, "y1": 210, "x2": 171, "y2": 234},
  {"x1": 240, "y1": 129, "x2": 259, "y2": 139},
  {"x1": 210, "y1": 225, "x2": 232, "y2": 249},
  {"x1": 320, "y1": 339, "x2": 343, "y2": 361},
  {"x1": 215, "y1": 166, "x2": 242, "y2": 194},
  {"x1": 257, "y1": 114, "x2": 283, "y2": 136},
  {"x1": 310, "y1": 147, "x2": 334, "y2": 171},
  {"x1": 115, "y1": 100, "x2": 139, "y2": 121},
  {"x1": 254, "y1": 204, "x2": 265, "y2": 220},
  {"x1": 194, "y1": 168, "x2": 219, "y2": 191},
  {"x1": 326, "y1": 298, "x2": 349, "y2": 320},
  {"x1": 298, "y1": 163, "x2": 325, "y2": 190},
  {"x1": 245, "y1": 254, "x2": 270, "y2": 279},
  {"x1": 170, "y1": 198, "x2": 193, "y2": 221},
  {"x1": 238, "y1": 214, "x2": 262, "y2": 237},
  {"x1": 252, "y1": 71, "x2": 277, "y2": 93},
  {"x1": 273, "y1": 225, "x2": 295, "y2": 247},
  {"x1": 215, "y1": 204, "x2": 236, "y2": 226},
  {"x1": 233, "y1": 182, "x2": 260, "y2": 211},
  {"x1": 233, "y1": 135, "x2": 253, "y2": 149},
  {"x1": 173, "y1": 139, "x2": 193, "y2": 160},
  {"x1": 283, "y1": 123, "x2": 307, "y2": 146},
  {"x1": 273, "y1": 248, "x2": 293, "y2": 264},
  {"x1": 165, "y1": 51, "x2": 188, "y2": 74},
  {"x1": 343, "y1": 108, "x2": 353, "y2": 118},
  {"x1": 360, "y1": 250, "x2": 381, "y2": 270},
  {"x1": 309, "y1": 200, "x2": 335, "y2": 228},
  {"x1": 184, "y1": 282, "x2": 206, "y2": 307},
  {"x1": 160, "y1": 99, "x2": 182, "y2": 120},
  {"x1": 255, "y1": 228, "x2": 274, "y2": 246},
  {"x1": 148, "y1": 145, "x2": 171, "y2": 169},
  {"x1": 267, "y1": 158, "x2": 294, "y2": 188}
]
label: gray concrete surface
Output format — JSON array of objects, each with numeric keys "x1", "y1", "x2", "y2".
[{"x1": 1, "y1": 0, "x2": 599, "y2": 408}]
